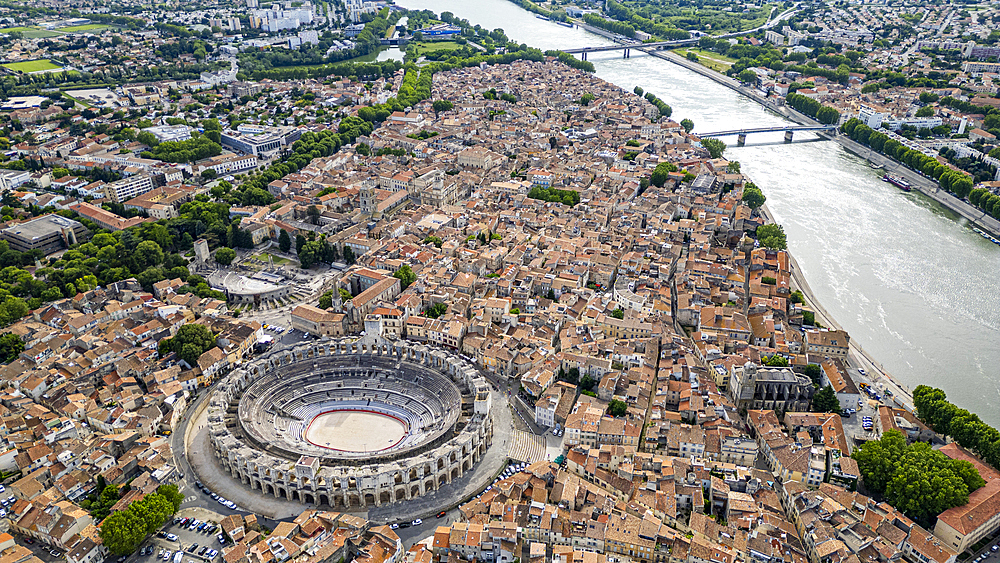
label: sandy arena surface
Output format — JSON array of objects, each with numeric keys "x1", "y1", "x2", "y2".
[{"x1": 305, "y1": 410, "x2": 407, "y2": 452}]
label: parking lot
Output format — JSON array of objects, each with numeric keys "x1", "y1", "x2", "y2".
[{"x1": 137, "y1": 508, "x2": 228, "y2": 563}]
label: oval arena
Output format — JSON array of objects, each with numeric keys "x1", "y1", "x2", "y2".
[{"x1": 207, "y1": 339, "x2": 494, "y2": 509}]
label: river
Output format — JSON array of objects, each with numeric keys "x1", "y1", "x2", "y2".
[{"x1": 396, "y1": 0, "x2": 1000, "y2": 426}]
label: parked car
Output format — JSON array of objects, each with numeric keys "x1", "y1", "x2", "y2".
[
  {"x1": 166, "y1": 534, "x2": 178, "y2": 542},
  {"x1": 436, "y1": 511, "x2": 447, "y2": 518},
  {"x1": 411, "y1": 519, "x2": 422, "y2": 526}
]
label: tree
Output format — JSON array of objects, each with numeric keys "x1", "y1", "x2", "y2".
[
  {"x1": 680, "y1": 118, "x2": 694, "y2": 134},
  {"x1": 915, "y1": 106, "x2": 934, "y2": 117},
  {"x1": 650, "y1": 162, "x2": 678, "y2": 188},
  {"x1": 278, "y1": 229, "x2": 291, "y2": 253},
  {"x1": 201, "y1": 169, "x2": 217, "y2": 180},
  {"x1": 853, "y1": 430, "x2": 984, "y2": 523},
  {"x1": 160, "y1": 324, "x2": 215, "y2": 364},
  {"x1": 432, "y1": 99, "x2": 454, "y2": 115},
  {"x1": 756, "y1": 223, "x2": 787, "y2": 250},
  {"x1": 214, "y1": 247, "x2": 236, "y2": 265},
  {"x1": 608, "y1": 400, "x2": 628, "y2": 418},
  {"x1": 134, "y1": 240, "x2": 164, "y2": 271},
  {"x1": 319, "y1": 290, "x2": 334, "y2": 310},
  {"x1": 633, "y1": 86, "x2": 644, "y2": 96},
  {"x1": 812, "y1": 385, "x2": 840, "y2": 412},
  {"x1": 611, "y1": 308, "x2": 625, "y2": 319},
  {"x1": 738, "y1": 69, "x2": 757, "y2": 84},
  {"x1": 0, "y1": 333, "x2": 24, "y2": 363},
  {"x1": 338, "y1": 288, "x2": 353, "y2": 302},
  {"x1": 156, "y1": 485, "x2": 183, "y2": 512},
  {"x1": 701, "y1": 138, "x2": 726, "y2": 159},
  {"x1": 393, "y1": 264, "x2": 416, "y2": 289},
  {"x1": 803, "y1": 364, "x2": 822, "y2": 385},
  {"x1": 342, "y1": 245, "x2": 355, "y2": 264},
  {"x1": 742, "y1": 186, "x2": 766, "y2": 210},
  {"x1": 727, "y1": 161, "x2": 741, "y2": 174},
  {"x1": 764, "y1": 355, "x2": 788, "y2": 367}
]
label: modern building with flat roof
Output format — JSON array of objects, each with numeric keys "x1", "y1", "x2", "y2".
[{"x1": 0, "y1": 214, "x2": 90, "y2": 255}]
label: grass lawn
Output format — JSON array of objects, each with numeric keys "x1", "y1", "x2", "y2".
[
  {"x1": 251, "y1": 253, "x2": 294, "y2": 265},
  {"x1": 410, "y1": 40, "x2": 463, "y2": 55},
  {"x1": 673, "y1": 47, "x2": 735, "y2": 72},
  {"x1": 0, "y1": 26, "x2": 61, "y2": 38},
  {"x1": 3, "y1": 59, "x2": 62, "y2": 73},
  {"x1": 59, "y1": 24, "x2": 110, "y2": 32}
]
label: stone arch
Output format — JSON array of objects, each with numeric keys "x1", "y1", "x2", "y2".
[
  {"x1": 266, "y1": 484, "x2": 275, "y2": 496},
  {"x1": 395, "y1": 489, "x2": 406, "y2": 501},
  {"x1": 304, "y1": 493, "x2": 315, "y2": 504},
  {"x1": 424, "y1": 479, "x2": 435, "y2": 492},
  {"x1": 320, "y1": 494, "x2": 330, "y2": 506},
  {"x1": 463, "y1": 459, "x2": 470, "y2": 471},
  {"x1": 438, "y1": 474, "x2": 447, "y2": 487},
  {"x1": 379, "y1": 491, "x2": 390, "y2": 504},
  {"x1": 410, "y1": 484, "x2": 420, "y2": 498},
  {"x1": 364, "y1": 493, "x2": 376, "y2": 506},
  {"x1": 437, "y1": 458, "x2": 445, "y2": 470},
  {"x1": 348, "y1": 494, "x2": 360, "y2": 508},
  {"x1": 409, "y1": 468, "x2": 419, "y2": 481},
  {"x1": 451, "y1": 468, "x2": 459, "y2": 480}
]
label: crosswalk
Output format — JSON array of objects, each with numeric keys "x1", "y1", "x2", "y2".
[{"x1": 508, "y1": 429, "x2": 547, "y2": 463}]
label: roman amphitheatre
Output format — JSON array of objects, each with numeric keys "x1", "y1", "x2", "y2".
[{"x1": 207, "y1": 338, "x2": 494, "y2": 509}]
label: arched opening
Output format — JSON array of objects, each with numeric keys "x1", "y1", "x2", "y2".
[
  {"x1": 278, "y1": 488, "x2": 288, "y2": 499},
  {"x1": 424, "y1": 479, "x2": 435, "y2": 492},
  {"x1": 409, "y1": 468, "x2": 418, "y2": 481},
  {"x1": 438, "y1": 475, "x2": 447, "y2": 486},
  {"x1": 348, "y1": 494, "x2": 360, "y2": 508},
  {"x1": 266, "y1": 484, "x2": 275, "y2": 496},
  {"x1": 320, "y1": 494, "x2": 330, "y2": 506},
  {"x1": 450, "y1": 452, "x2": 457, "y2": 463},
  {"x1": 304, "y1": 493, "x2": 315, "y2": 504},
  {"x1": 437, "y1": 459, "x2": 444, "y2": 470},
  {"x1": 379, "y1": 491, "x2": 390, "y2": 504},
  {"x1": 463, "y1": 460, "x2": 470, "y2": 471},
  {"x1": 364, "y1": 493, "x2": 375, "y2": 506},
  {"x1": 394, "y1": 473, "x2": 402, "y2": 485},
  {"x1": 410, "y1": 485, "x2": 420, "y2": 497},
  {"x1": 396, "y1": 489, "x2": 406, "y2": 501},
  {"x1": 451, "y1": 468, "x2": 459, "y2": 480}
]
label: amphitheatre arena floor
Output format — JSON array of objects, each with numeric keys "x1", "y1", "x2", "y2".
[{"x1": 304, "y1": 410, "x2": 407, "y2": 452}]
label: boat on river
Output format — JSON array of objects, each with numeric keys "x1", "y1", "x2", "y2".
[{"x1": 883, "y1": 174, "x2": 910, "y2": 191}]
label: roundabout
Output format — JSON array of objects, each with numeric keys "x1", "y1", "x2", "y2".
[{"x1": 207, "y1": 338, "x2": 494, "y2": 509}]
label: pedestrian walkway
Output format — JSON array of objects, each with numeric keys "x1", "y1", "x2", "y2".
[{"x1": 508, "y1": 429, "x2": 546, "y2": 463}]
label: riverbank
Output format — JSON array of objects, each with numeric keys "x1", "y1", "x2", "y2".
[
  {"x1": 651, "y1": 46, "x2": 1000, "y2": 240},
  {"x1": 758, "y1": 203, "x2": 916, "y2": 414}
]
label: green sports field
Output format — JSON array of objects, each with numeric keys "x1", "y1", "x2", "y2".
[
  {"x1": 59, "y1": 24, "x2": 110, "y2": 32},
  {"x1": 2, "y1": 59, "x2": 62, "y2": 73}
]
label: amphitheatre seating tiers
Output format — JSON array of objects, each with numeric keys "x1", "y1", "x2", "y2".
[{"x1": 207, "y1": 338, "x2": 494, "y2": 509}]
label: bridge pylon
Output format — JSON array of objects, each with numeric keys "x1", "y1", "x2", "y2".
[
  {"x1": 737, "y1": 134, "x2": 747, "y2": 146},
  {"x1": 784, "y1": 131, "x2": 793, "y2": 143}
]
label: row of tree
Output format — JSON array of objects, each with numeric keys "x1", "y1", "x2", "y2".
[
  {"x1": 602, "y1": 0, "x2": 690, "y2": 40},
  {"x1": 914, "y1": 385, "x2": 1000, "y2": 473},
  {"x1": 527, "y1": 186, "x2": 581, "y2": 207},
  {"x1": 852, "y1": 430, "x2": 984, "y2": 523},
  {"x1": 99, "y1": 485, "x2": 183, "y2": 555},
  {"x1": 840, "y1": 118, "x2": 974, "y2": 198},
  {"x1": 785, "y1": 92, "x2": 841, "y2": 125},
  {"x1": 969, "y1": 188, "x2": 1000, "y2": 221}
]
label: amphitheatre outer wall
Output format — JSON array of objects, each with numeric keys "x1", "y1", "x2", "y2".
[{"x1": 207, "y1": 338, "x2": 494, "y2": 509}]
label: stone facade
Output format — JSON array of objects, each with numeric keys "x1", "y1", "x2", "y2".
[{"x1": 208, "y1": 338, "x2": 494, "y2": 509}]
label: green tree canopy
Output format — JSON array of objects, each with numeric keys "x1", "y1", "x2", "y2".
[
  {"x1": 812, "y1": 385, "x2": 840, "y2": 413},
  {"x1": 393, "y1": 264, "x2": 416, "y2": 289},
  {"x1": 214, "y1": 247, "x2": 236, "y2": 265},
  {"x1": 159, "y1": 323, "x2": 215, "y2": 365},
  {"x1": 650, "y1": 162, "x2": 678, "y2": 188},
  {"x1": 701, "y1": 138, "x2": 726, "y2": 159},
  {"x1": 852, "y1": 430, "x2": 984, "y2": 523},
  {"x1": 608, "y1": 400, "x2": 628, "y2": 418},
  {"x1": 742, "y1": 186, "x2": 766, "y2": 210},
  {"x1": 756, "y1": 223, "x2": 787, "y2": 250}
]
